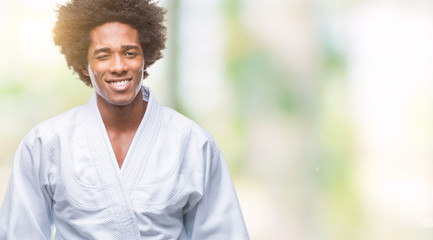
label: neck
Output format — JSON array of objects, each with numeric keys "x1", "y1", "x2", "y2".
[{"x1": 97, "y1": 92, "x2": 147, "y2": 133}]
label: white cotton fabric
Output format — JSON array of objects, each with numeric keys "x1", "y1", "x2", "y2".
[{"x1": 0, "y1": 87, "x2": 249, "y2": 240}]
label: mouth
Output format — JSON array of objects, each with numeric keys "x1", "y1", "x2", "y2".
[
  {"x1": 110, "y1": 79, "x2": 130, "y2": 86},
  {"x1": 107, "y1": 78, "x2": 131, "y2": 85},
  {"x1": 106, "y1": 78, "x2": 132, "y2": 90}
]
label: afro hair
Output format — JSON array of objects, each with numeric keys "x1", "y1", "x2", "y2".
[{"x1": 52, "y1": 0, "x2": 167, "y2": 86}]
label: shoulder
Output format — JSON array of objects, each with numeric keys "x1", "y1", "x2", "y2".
[
  {"x1": 159, "y1": 106, "x2": 218, "y2": 152},
  {"x1": 13, "y1": 105, "x2": 84, "y2": 167},
  {"x1": 23, "y1": 105, "x2": 84, "y2": 146}
]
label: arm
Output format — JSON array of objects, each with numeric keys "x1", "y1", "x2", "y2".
[
  {"x1": 0, "y1": 138, "x2": 53, "y2": 240},
  {"x1": 183, "y1": 146, "x2": 249, "y2": 239}
]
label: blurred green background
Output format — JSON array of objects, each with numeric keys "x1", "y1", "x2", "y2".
[{"x1": 1, "y1": 0, "x2": 433, "y2": 239}]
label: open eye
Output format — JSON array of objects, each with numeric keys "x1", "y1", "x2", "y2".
[{"x1": 124, "y1": 51, "x2": 138, "y2": 58}]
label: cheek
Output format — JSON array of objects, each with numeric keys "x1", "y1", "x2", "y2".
[
  {"x1": 88, "y1": 64, "x2": 102, "y2": 88},
  {"x1": 90, "y1": 65, "x2": 106, "y2": 83},
  {"x1": 134, "y1": 61, "x2": 145, "y2": 77},
  {"x1": 134, "y1": 61, "x2": 144, "y2": 71}
]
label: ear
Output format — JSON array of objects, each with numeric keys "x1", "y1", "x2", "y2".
[{"x1": 82, "y1": 67, "x2": 89, "y2": 76}]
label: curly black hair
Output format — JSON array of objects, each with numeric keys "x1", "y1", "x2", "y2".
[{"x1": 52, "y1": 0, "x2": 167, "y2": 86}]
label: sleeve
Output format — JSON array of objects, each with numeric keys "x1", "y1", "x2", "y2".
[
  {"x1": 0, "y1": 138, "x2": 53, "y2": 240},
  {"x1": 183, "y1": 145, "x2": 249, "y2": 240}
]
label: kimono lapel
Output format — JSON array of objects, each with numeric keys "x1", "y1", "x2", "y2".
[
  {"x1": 120, "y1": 87, "x2": 163, "y2": 193},
  {"x1": 83, "y1": 92, "x2": 141, "y2": 239}
]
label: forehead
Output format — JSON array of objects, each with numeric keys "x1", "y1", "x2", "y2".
[{"x1": 89, "y1": 22, "x2": 140, "y2": 49}]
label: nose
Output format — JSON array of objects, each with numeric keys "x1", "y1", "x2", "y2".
[{"x1": 109, "y1": 54, "x2": 127, "y2": 74}]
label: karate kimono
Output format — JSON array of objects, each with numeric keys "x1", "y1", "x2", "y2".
[{"x1": 0, "y1": 87, "x2": 249, "y2": 240}]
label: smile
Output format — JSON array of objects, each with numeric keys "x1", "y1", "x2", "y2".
[
  {"x1": 111, "y1": 80, "x2": 130, "y2": 86},
  {"x1": 107, "y1": 78, "x2": 132, "y2": 86}
]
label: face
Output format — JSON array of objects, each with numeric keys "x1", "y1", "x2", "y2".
[{"x1": 83, "y1": 22, "x2": 144, "y2": 106}]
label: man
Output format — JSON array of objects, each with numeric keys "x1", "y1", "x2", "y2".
[{"x1": 0, "y1": 0, "x2": 249, "y2": 239}]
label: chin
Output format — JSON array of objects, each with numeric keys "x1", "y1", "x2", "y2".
[
  {"x1": 111, "y1": 98, "x2": 135, "y2": 106},
  {"x1": 99, "y1": 94, "x2": 133, "y2": 106}
]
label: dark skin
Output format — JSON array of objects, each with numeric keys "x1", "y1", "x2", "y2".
[
  {"x1": 82, "y1": 22, "x2": 147, "y2": 168},
  {"x1": 97, "y1": 93, "x2": 147, "y2": 168}
]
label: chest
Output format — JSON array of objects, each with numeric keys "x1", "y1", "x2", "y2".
[
  {"x1": 48, "y1": 132, "x2": 198, "y2": 238},
  {"x1": 107, "y1": 130, "x2": 136, "y2": 168}
]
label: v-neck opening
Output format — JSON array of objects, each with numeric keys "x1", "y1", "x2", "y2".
[
  {"x1": 118, "y1": 89, "x2": 150, "y2": 171},
  {"x1": 119, "y1": 87, "x2": 152, "y2": 172},
  {"x1": 120, "y1": 87, "x2": 163, "y2": 193},
  {"x1": 85, "y1": 86, "x2": 163, "y2": 194},
  {"x1": 83, "y1": 90, "x2": 145, "y2": 239},
  {"x1": 91, "y1": 87, "x2": 149, "y2": 171}
]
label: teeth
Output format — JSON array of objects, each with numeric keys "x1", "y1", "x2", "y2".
[{"x1": 111, "y1": 80, "x2": 129, "y2": 86}]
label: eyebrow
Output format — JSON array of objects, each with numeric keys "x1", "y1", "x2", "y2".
[
  {"x1": 92, "y1": 47, "x2": 110, "y2": 56},
  {"x1": 92, "y1": 45, "x2": 140, "y2": 57},
  {"x1": 122, "y1": 45, "x2": 140, "y2": 51}
]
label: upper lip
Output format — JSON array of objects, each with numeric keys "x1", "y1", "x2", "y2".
[{"x1": 105, "y1": 78, "x2": 131, "y2": 83}]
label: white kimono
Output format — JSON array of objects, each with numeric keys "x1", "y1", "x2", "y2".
[{"x1": 0, "y1": 87, "x2": 249, "y2": 240}]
